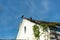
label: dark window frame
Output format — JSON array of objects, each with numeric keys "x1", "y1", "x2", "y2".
[{"x1": 24, "y1": 26, "x2": 26, "y2": 33}]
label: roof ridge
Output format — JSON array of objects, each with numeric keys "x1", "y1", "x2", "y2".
[{"x1": 22, "y1": 17, "x2": 60, "y2": 26}]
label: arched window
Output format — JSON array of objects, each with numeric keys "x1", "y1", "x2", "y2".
[{"x1": 24, "y1": 26, "x2": 26, "y2": 33}]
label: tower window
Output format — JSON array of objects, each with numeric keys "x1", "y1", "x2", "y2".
[{"x1": 24, "y1": 26, "x2": 26, "y2": 33}]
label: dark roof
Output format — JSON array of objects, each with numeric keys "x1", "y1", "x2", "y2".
[{"x1": 22, "y1": 17, "x2": 60, "y2": 26}]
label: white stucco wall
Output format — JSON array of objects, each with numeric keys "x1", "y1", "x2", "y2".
[
  {"x1": 16, "y1": 19, "x2": 36, "y2": 40},
  {"x1": 16, "y1": 18, "x2": 50, "y2": 40}
]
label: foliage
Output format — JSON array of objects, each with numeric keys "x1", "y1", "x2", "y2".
[
  {"x1": 40, "y1": 24, "x2": 48, "y2": 31},
  {"x1": 33, "y1": 25, "x2": 40, "y2": 40},
  {"x1": 33, "y1": 23, "x2": 57, "y2": 40}
]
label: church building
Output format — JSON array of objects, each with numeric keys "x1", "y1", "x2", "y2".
[{"x1": 16, "y1": 16, "x2": 60, "y2": 40}]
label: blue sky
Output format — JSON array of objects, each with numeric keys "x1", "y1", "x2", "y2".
[{"x1": 0, "y1": 0, "x2": 60, "y2": 39}]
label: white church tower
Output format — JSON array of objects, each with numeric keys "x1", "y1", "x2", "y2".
[{"x1": 16, "y1": 16, "x2": 60, "y2": 40}]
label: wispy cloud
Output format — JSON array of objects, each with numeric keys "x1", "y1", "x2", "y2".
[
  {"x1": 25, "y1": 0, "x2": 37, "y2": 16},
  {"x1": 22, "y1": 0, "x2": 51, "y2": 20},
  {"x1": 39, "y1": 0, "x2": 50, "y2": 14}
]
